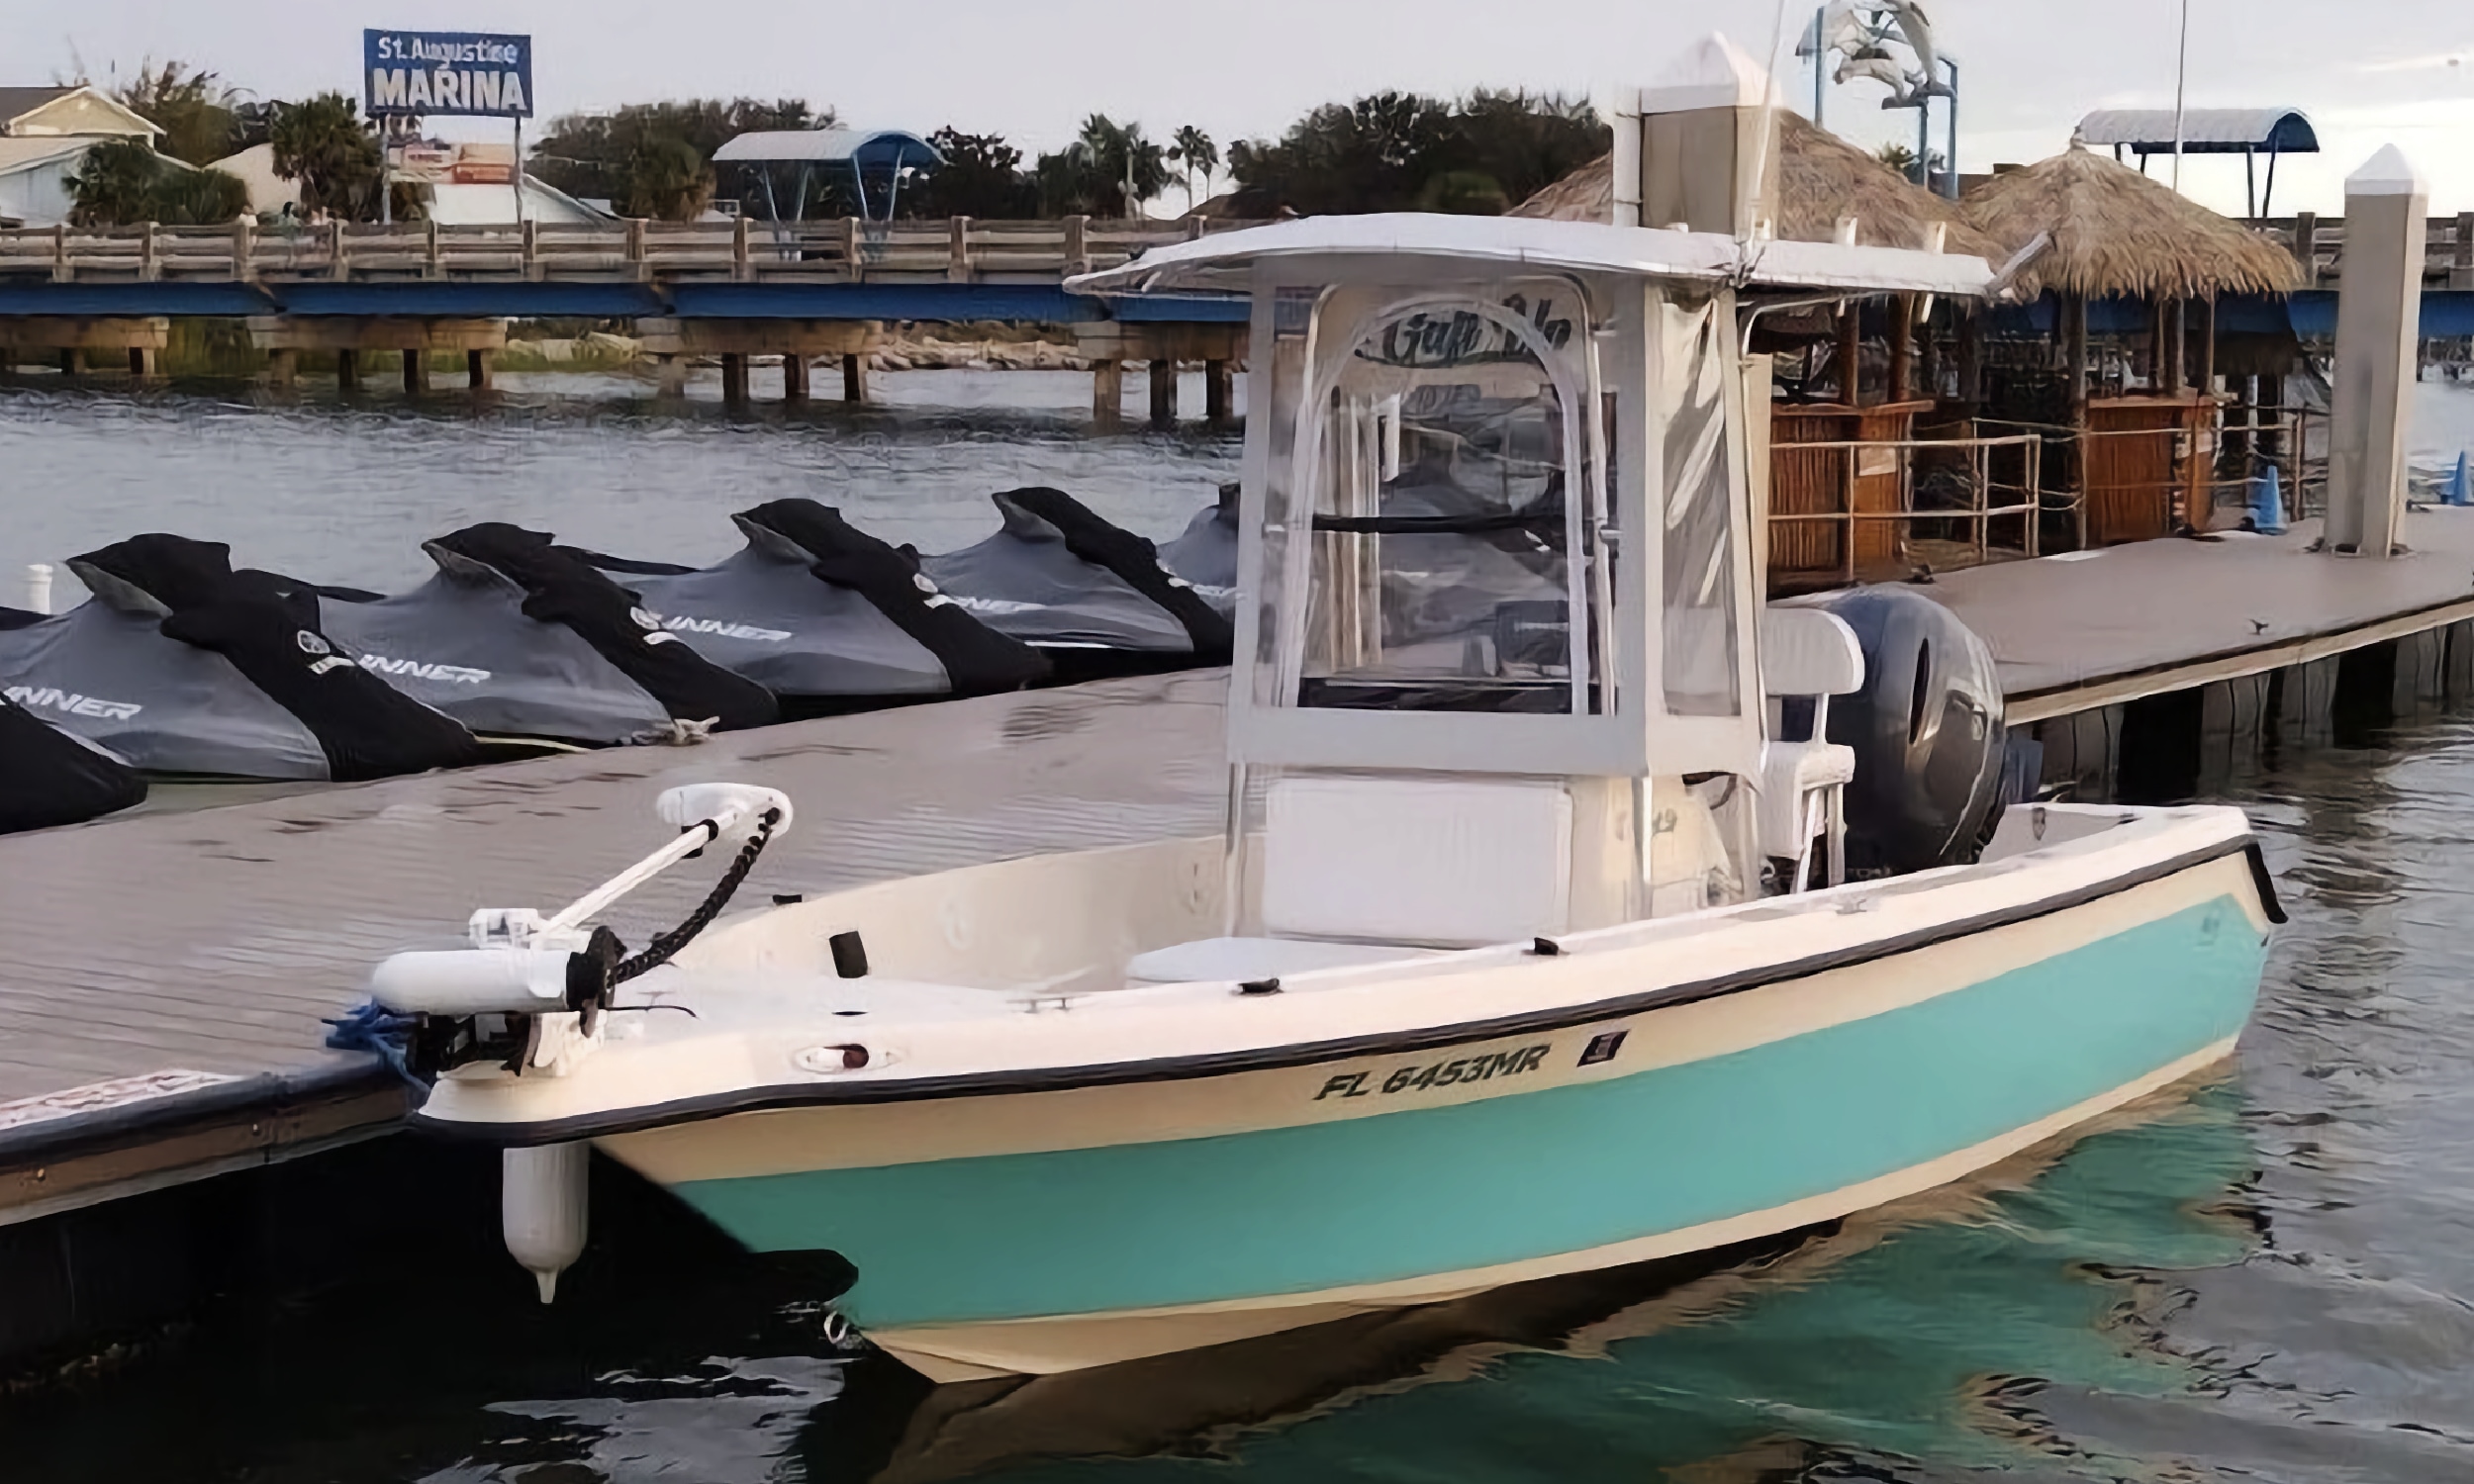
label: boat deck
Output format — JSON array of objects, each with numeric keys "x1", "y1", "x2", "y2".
[
  {"x1": 0, "y1": 671, "x2": 1230, "y2": 1224},
  {"x1": 7, "y1": 512, "x2": 2474, "y2": 1222}
]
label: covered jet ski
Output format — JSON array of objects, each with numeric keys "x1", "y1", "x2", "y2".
[
  {"x1": 583, "y1": 499, "x2": 1051, "y2": 718},
  {"x1": 0, "y1": 696, "x2": 147, "y2": 832},
  {"x1": 919, "y1": 487, "x2": 1235, "y2": 680},
  {"x1": 1158, "y1": 481, "x2": 1240, "y2": 616},
  {"x1": 312, "y1": 523, "x2": 779, "y2": 747},
  {"x1": 0, "y1": 534, "x2": 489, "y2": 781}
]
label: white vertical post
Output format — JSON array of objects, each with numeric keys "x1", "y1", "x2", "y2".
[
  {"x1": 21, "y1": 563, "x2": 52, "y2": 615},
  {"x1": 2327, "y1": 145, "x2": 2427, "y2": 558},
  {"x1": 1632, "y1": 33, "x2": 1781, "y2": 240}
]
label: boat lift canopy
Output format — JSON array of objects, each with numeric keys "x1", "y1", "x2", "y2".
[
  {"x1": 712, "y1": 129, "x2": 943, "y2": 223},
  {"x1": 2073, "y1": 108, "x2": 2318, "y2": 218}
]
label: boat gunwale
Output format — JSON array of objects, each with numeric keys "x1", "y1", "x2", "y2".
[{"x1": 410, "y1": 833, "x2": 2280, "y2": 1146}]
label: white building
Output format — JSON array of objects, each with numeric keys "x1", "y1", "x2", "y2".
[{"x1": 0, "y1": 85, "x2": 162, "y2": 227}]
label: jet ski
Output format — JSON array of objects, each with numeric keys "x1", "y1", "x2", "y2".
[
  {"x1": 1158, "y1": 481, "x2": 1240, "y2": 616},
  {"x1": 312, "y1": 523, "x2": 780, "y2": 747},
  {"x1": 0, "y1": 695, "x2": 147, "y2": 832},
  {"x1": 579, "y1": 499, "x2": 1051, "y2": 718},
  {"x1": 919, "y1": 487, "x2": 1235, "y2": 681},
  {"x1": 0, "y1": 534, "x2": 489, "y2": 781}
]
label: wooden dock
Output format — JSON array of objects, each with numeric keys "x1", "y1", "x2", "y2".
[{"x1": 7, "y1": 513, "x2": 2474, "y2": 1234}]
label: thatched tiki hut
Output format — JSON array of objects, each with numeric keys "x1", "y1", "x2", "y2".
[
  {"x1": 1517, "y1": 114, "x2": 2015, "y2": 586},
  {"x1": 1961, "y1": 144, "x2": 2301, "y2": 544}
]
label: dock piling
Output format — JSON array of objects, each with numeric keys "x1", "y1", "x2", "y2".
[
  {"x1": 2327, "y1": 145, "x2": 2427, "y2": 557},
  {"x1": 1205, "y1": 359, "x2": 1233, "y2": 427},
  {"x1": 335, "y1": 348, "x2": 358, "y2": 391},
  {"x1": 402, "y1": 348, "x2": 429, "y2": 395},
  {"x1": 720, "y1": 352, "x2": 748, "y2": 404},
  {"x1": 467, "y1": 349, "x2": 493, "y2": 392},
  {"x1": 784, "y1": 353, "x2": 809, "y2": 403},
  {"x1": 842, "y1": 353, "x2": 866, "y2": 404}
]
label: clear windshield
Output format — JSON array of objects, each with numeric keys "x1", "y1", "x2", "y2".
[{"x1": 1280, "y1": 292, "x2": 1601, "y2": 715}]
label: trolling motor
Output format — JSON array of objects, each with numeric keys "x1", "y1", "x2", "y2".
[{"x1": 370, "y1": 782, "x2": 794, "y2": 1080}]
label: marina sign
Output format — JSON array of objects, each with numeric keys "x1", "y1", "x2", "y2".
[{"x1": 363, "y1": 30, "x2": 533, "y2": 117}]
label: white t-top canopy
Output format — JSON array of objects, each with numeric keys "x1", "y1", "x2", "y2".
[{"x1": 1067, "y1": 214, "x2": 1994, "y2": 299}]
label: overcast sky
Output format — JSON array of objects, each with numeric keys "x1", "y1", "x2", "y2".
[{"x1": 11, "y1": 0, "x2": 2473, "y2": 216}]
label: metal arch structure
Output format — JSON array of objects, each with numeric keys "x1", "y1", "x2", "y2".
[
  {"x1": 2073, "y1": 108, "x2": 2319, "y2": 218},
  {"x1": 712, "y1": 130, "x2": 946, "y2": 224},
  {"x1": 1796, "y1": 2, "x2": 1961, "y2": 200}
]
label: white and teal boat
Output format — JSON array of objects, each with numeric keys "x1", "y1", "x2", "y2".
[{"x1": 368, "y1": 76, "x2": 2278, "y2": 1380}]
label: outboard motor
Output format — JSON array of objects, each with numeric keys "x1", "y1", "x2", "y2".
[{"x1": 1810, "y1": 587, "x2": 2007, "y2": 875}]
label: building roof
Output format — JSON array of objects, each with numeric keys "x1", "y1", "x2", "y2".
[
  {"x1": 422, "y1": 174, "x2": 615, "y2": 227},
  {"x1": 0, "y1": 87, "x2": 74, "y2": 127},
  {"x1": 0, "y1": 84, "x2": 160, "y2": 138},
  {"x1": 711, "y1": 129, "x2": 941, "y2": 169},
  {"x1": 1960, "y1": 144, "x2": 2301, "y2": 300},
  {"x1": 1513, "y1": 112, "x2": 2004, "y2": 261},
  {"x1": 204, "y1": 141, "x2": 295, "y2": 215},
  {"x1": 1068, "y1": 213, "x2": 1994, "y2": 300},
  {"x1": 2073, "y1": 108, "x2": 2318, "y2": 155}
]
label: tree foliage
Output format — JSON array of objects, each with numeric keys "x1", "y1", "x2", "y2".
[
  {"x1": 114, "y1": 58, "x2": 246, "y2": 165},
  {"x1": 1229, "y1": 89, "x2": 1607, "y2": 217},
  {"x1": 269, "y1": 92, "x2": 386, "y2": 219},
  {"x1": 905, "y1": 129, "x2": 1039, "y2": 219},
  {"x1": 65, "y1": 137, "x2": 249, "y2": 225},
  {"x1": 1169, "y1": 125, "x2": 1217, "y2": 213},
  {"x1": 1035, "y1": 115, "x2": 1172, "y2": 218},
  {"x1": 529, "y1": 98, "x2": 832, "y2": 213},
  {"x1": 617, "y1": 136, "x2": 714, "y2": 222}
]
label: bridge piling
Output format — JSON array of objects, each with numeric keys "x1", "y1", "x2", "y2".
[
  {"x1": 1149, "y1": 359, "x2": 1178, "y2": 427},
  {"x1": 842, "y1": 354, "x2": 867, "y2": 404},
  {"x1": 720, "y1": 353, "x2": 749, "y2": 404},
  {"x1": 1205, "y1": 360, "x2": 1234, "y2": 427},
  {"x1": 467, "y1": 350, "x2": 493, "y2": 392},
  {"x1": 783, "y1": 354, "x2": 809, "y2": 403},
  {"x1": 336, "y1": 348, "x2": 358, "y2": 392},
  {"x1": 1092, "y1": 359, "x2": 1124, "y2": 430},
  {"x1": 402, "y1": 348, "x2": 429, "y2": 395}
]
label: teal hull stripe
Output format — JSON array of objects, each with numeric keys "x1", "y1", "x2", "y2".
[{"x1": 673, "y1": 896, "x2": 2264, "y2": 1328}]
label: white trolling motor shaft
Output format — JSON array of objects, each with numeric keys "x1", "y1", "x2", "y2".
[{"x1": 367, "y1": 783, "x2": 795, "y2": 1017}]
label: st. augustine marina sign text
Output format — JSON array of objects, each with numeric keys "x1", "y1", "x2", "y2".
[{"x1": 363, "y1": 30, "x2": 532, "y2": 118}]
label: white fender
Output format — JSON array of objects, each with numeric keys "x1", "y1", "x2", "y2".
[{"x1": 504, "y1": 1142, "x2": 590, "y2": 1302}]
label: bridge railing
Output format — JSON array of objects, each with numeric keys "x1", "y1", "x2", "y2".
[
  {"x1": 0, "y1": 216, "x2": 1267, "y2": 288},
  {"x1": 2247, "y1": 214, "x2": 2474, "y2": 291}
]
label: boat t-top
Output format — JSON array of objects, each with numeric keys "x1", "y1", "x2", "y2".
[{"x1": 364, "y1": 40, "x2": 2278, "y2": 1383}]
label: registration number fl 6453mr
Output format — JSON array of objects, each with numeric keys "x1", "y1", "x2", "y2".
[{"x1": 1312, "y1": 1044, "x2": 1552, "y2": 1101}]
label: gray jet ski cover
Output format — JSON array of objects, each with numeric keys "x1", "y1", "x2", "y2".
[
  {"x1": 0, "y1": 535, "x2": 487, "y2": 781},
  {"x1": 315, "y1": 541, "x2": 692, "y2": 747},
  {"x1": 1159, "y1": 482, "x2": 1240, "y2": 615},
  {"x1": 591, "y1": 500, "x2": 1049, "y2": 707},
  {"x1": 919, "y1": 488, "x2": 1234, "y2": 659}
]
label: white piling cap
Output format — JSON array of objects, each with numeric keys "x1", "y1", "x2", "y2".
[
  {"x1": 2346, "y1": 144, "x2": 2427, "y2": 199},
  {"x1": 1637, "y1": 33, "x2": 1777, "y2": 116}
]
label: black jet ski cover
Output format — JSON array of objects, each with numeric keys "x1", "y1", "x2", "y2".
[
  {"x1": 601, "y1": 500, "x2": 1049, "y2": 711},
  {"x1": 919, "y1": 488, "x2": 1235, "y2": 671},
  {"x1": 0, "y1": 533, "x2": 488, "y2": 781},
  {"x1": 1159, "y1": 482, "x2": 1240, "y2": 616},
  {"x1": 315, "y1": 523, "x2": 778, "y2": 745},
  {"x1": 0, "y1": 696, "x2": 147, "y2": 832}
]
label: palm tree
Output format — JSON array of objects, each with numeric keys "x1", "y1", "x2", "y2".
[
  {"x1": 1168, "y1": 125, "x2": 1217, "y2": 214},
  {"x1": 270, "y1": 93, "x2": 384, "y2": 219}
]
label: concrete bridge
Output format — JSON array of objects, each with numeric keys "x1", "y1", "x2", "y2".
[{"x1": 0, "y1": 216, "x2": 1257, "y2": 424}]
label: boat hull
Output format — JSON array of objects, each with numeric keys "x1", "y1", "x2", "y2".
[{"x1": 600, "y1": 849, "x2": 2268, "y2": 1380}]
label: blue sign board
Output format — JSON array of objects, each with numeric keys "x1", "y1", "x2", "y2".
[{"x1": 363, "y1": 30, "x2": 532, "y2": 117}]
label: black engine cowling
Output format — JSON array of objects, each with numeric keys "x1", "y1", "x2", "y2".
[{"x1": 1810, "y1": 587, "x2": 2007, "y2": 875}]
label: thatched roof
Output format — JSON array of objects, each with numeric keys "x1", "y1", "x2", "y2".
[
  {"x1": 1959, "y1": 144, "x2": 2300, "y2": 300},
  {"x1": 1511, "y1": 112, "x2": 2004, "y2": 260}
]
